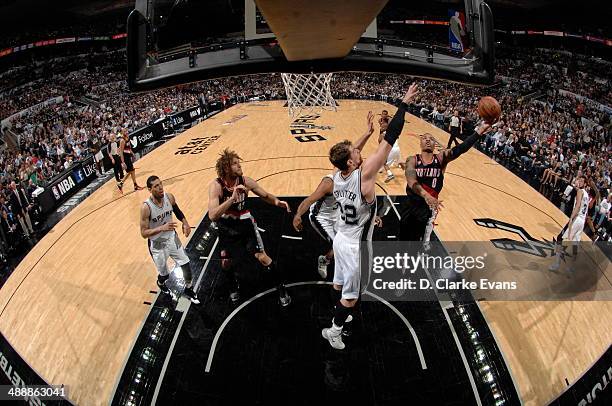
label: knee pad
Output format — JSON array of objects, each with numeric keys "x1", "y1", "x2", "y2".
[{"x1": 221, "y1": 250, "x2": 232, "y2": 270}]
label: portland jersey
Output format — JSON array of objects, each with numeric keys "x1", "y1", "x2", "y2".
[
  {"x1": 123, "y1": 137, "x2": 134, "y2": 155},
  {"x1": 310, "y1": 175, "x2": 337, "y2": 221},
  {"x1": 379, "y1": 116, "x2": 390, "y2": 133},
  {"x1": 408, "y1": 154, "x2": 444, "y2": 198},
  {"x1": 145, "y1": 194, "x2": 174, "y2": 241},
  {"x1": 333, "y1": 169, "x2": 377, "y2": 241},
  {"x1": 217, "y1": 176, "x2": 249, "y2": 220}
]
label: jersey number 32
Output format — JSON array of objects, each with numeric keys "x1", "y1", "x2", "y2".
[{"x1": 338, "y1": 203, "x2": 357, "y2": 225}]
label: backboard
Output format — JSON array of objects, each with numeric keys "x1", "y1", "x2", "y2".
[{"x1": 127, "y1": 0, "x2": 495, "y2": 92}]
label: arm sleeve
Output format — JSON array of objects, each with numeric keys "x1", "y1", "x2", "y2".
[
  {"x1": 447, "y1": 130, "x2": 480, "y2": 161},
  {"x1": 172, "y1": 204, "x2": 185, "y2": 221},
  {"x1": 384, "y1": 102, "x2": 408, "y2": 146}
]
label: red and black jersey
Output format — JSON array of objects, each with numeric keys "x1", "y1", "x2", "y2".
[
  {"x1": 122, "y1": 137, "x2": 134, "y2": 156},
  {"x1": 217, "y1": 176, "x2": 249, "y2": 219},
  {"x1": 407, "y1": 154, "x2": 444, "y2": 198},
  {"x1": 379, "y1": 115, "x2": 390, "y2": 133}
]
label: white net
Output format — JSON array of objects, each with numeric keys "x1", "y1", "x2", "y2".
[{"x1": 281, "y1": 73, "x2": 337, "y2": 117}]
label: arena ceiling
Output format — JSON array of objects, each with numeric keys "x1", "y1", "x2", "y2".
[{"x1": 0, "y1": 0, "x2": 610, "y2": 31}]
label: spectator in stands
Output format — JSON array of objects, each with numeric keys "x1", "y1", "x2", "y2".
[{"x1": 8, "y1": 181, "x2": 35, "y2": 240}]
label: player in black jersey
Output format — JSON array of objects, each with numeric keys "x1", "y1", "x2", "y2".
[
  {"x1": 118, "y1": 130, "x2": 145, "y2": 192},
  {"x1": 208, "y1": 148, "x2": 292, "y2": 306},
  {"x1": 400, "y1": 122, "x2": 491, "y2": 241}
]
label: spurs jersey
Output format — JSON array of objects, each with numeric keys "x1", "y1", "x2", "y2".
[
  {"x1": 408, "y1": 154, "x2": 444, "y2": 198},
  {"x1": 576, "y1": 188, "x2": 590, "y2": 220},
  {"x1": 145, "y1": 194, "x2": 174, "y2": 241},
  {"x1": 333, "y1": 169, "x2": 377, "y2": 241},
  {"x1": 309, "y1": 175, "x2": 337, "y2": 221},
  {"x1": 217, "y1": 176, "x2": 249, "y2": 220}
]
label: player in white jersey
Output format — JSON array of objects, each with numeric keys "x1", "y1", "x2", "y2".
[
  {"x1": 140, "y1": 175, "x2": 200, "y2": 304},
  {"x1": 549, "y1": 175, "x2": 590, "y2": 272},
  {"x1": 378, "y1": 110, "x2": 405, "y2": 183},
  {"x1": 321, "y1": 83, "x2": 419, "y2": 350},
  {"x1": 293, "y1": 112, "x2": 377, "y2": 278}
]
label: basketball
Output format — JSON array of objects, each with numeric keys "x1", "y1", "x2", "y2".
[{"x1": 477, "y1": 96, "x2": 501, "y2": 124}]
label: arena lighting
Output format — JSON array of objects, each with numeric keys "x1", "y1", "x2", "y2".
[
  {"x1": 376, "y1": 39, "x2": 384, "y2": 57},
  {"x1": 188, "y1": 50, "x2": 196, "y2": 68},
  {"x1": 240, "y1": 41, "x2": 248, "y2": 60}
]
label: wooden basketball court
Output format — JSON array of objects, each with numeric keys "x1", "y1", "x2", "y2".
[{"x1": 0, "y1": 100, "x2": 609, "y2": 405}]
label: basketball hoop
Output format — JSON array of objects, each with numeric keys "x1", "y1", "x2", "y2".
[{"x1": 281, "y1": 73, "x2": 337, "y2": 117}]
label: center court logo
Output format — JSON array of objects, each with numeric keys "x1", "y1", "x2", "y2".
[
  {"x1": 175, "y1": 135, "x2": 221, "y2": 155},
  {"x1": 289, "y1": 114, "x2": 333, "y2": 142},
  {"x1": 222, "y1": 115, "x2": 247, "y2": 126}
]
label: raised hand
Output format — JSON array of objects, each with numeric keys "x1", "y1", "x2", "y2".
[
  {"x1": 402, "y1": 83, "x2": 419, "y2": 104},
  {"x1": 366, "y1": 111, "x2": 374, "y2": 134}
]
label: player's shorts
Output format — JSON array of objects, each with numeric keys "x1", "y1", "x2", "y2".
[
  {"x1": 123, "y1": 152, "x2": 135, "y2": 172},
  {"x1": 559, "y1": 217, "x2": 586, "y2": 242},
  {"x1": 216, "y1": 212, "x2": 265, "y2": 257},
  {"x1": 148, "y1": 231, "x2": 190, "y2": 275},
  {"x1": 309, "y1": 213, "x2": 335, "y2": 245},
  {"x1": 386, "y1": 145, "x2": 401, "y2": 166},
  {"x1": 332, "y1": 232, "x2": 372, "y2": 300}
]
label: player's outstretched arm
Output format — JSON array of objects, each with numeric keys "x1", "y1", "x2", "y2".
[
  {"x1": 440, "y1": 121, "x2": 491, "y2": 167},
  {"x1": 353, "y1": 111, "x2": 375, "y2": 151},
  {"x1": 361, "y1": 84, "x2": 418, "y2": 186},
  {"x1": 244, "y1": 177, "x2": 291, "y2": 212},
  {"x1": 588, "y1": 178, "x2": 600, "y2": 202},
  {"x1": 293, "y1": 177, "x2": 333, "y2": 231}
]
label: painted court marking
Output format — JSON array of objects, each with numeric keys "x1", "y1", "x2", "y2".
[{"x1": 205, "y1": 281, "x2": 427, "y2": 372}]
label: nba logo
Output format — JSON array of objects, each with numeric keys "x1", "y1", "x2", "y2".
[
  {"x1": 448, "y1": 10, "x2": 467, "y2": 52},
  {"x1": 52, "y1": 186, "x2": 60, "y2": 200}
]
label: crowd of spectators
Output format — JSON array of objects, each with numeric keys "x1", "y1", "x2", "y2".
[
  {"x1": 496, "y1": 46, "x2": 612, "y2": 107},
  {"x1": 0, "y1": 43, "x2": 610, "y2": 262}
]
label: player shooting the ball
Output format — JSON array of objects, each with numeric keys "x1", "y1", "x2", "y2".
[{"x1": 399, "y1": 96, "x2": 500, "y2": 242}]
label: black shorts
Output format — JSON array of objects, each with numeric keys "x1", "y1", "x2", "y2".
[
  {"x1": 123, "y1": 153, "x2": 134, "y2": 172},
  {"x1": 399, "y1": 194, "x2": 432, "y2": 241},
  {"x1": 217, "y1": 214, "x2": 265, "y2": 258}
]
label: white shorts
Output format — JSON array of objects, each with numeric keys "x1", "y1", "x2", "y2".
[
  {"x1": 386, "y1": 145, "x2": 402, "y2": 166},
  {"x1": 148, "y1": 232, "x2": 190, "y2": 275},
  {"x1": 332, "y1": 232, "x2": 372, "y2": 300},
  {"x1": 309, "y1": 213, "x2": 335, "y2": 244},
  {"x1": 562, "y1": 217, "x2": 585, "y2": 242}
]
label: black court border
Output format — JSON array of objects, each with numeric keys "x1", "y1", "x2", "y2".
[{"x1": 110, "y1": 192, "x2": 521, "y2": 406}]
